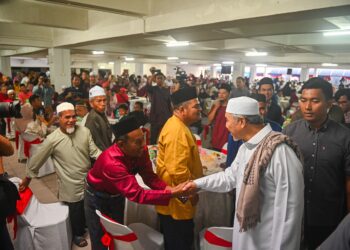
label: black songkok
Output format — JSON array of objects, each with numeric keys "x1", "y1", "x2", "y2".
[
  {"x1": 112, "y1": 116, "x2": 140, "y2": 138},
  {"x1": 171, "y1": 87, "x2": 197, "y2": 105}
]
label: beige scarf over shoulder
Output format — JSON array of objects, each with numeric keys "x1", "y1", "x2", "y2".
[{"x1": 236, "y1": 131, "x2": 303, "y2": 232}]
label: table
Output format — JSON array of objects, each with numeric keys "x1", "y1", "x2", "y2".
[{"x1": 124, "y1": 146, "x2": 233, "y2": 248}]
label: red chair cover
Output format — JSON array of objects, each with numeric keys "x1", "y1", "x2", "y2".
[{"x1": 204, "y1": 230, "x2": 232, "y2": 248}]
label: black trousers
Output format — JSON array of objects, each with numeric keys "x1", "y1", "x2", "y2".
[
  {"x1": 65, "y1": 200, "x2": 86, "y2": 237},
  {"x1": 305, "y1": 225, "x2": 337, "y2": 250},
  {"x1": 150, "y1": 123, "x2": 163, "y2": 145},
  {"x1": 159, "y1": 214, "x2": 194, "y2": 250},
  {"x1": 84, "y1": 188, "x2": 125, "y2": 250},
  {"x1": 0, "y1": 218, "x2": 13, "y2": 250}
]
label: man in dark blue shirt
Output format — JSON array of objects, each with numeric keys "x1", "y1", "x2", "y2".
[
  {"x1": 283, "y1": 77, "x2": 350, "y2": 250},
  {"x1": 226, "y1": 93, "x2": 282, "y2": 167}
]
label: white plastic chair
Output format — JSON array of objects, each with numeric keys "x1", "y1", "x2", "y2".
[
  {"x1": 221, "y1": 143, "x2": 228, "y2": 155},
  {"x1": 194, "y1": 134, "x2": 202, "y2": 147},
  {"x1": 96, "y1": 209, "x2": 164, "y2": 250},
  {"x1": 9, "y1": 177, "x2": 71, "y2": 250},
  {"x1": 200, "y1": 227, "x2": 233, "y2": 250}
]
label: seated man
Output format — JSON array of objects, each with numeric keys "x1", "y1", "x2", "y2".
[
  {"x1": 84, "y1": 116, "x2": 186, "y2": 250},
  {"x1": 128, "y1": 101, "x2": 149, "y2": 126}
]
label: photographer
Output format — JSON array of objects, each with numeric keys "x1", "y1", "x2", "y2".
[
  {"x1": 0, "y1": 135, "x2": 20, "y2": 250},
  {"x1": 60, "y1": 75, "x2": 88, "y2": 105}
]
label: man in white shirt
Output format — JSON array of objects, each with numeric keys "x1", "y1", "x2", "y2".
[{"x1": 183, "y1": 96, "x2": 304, "y2": 250}]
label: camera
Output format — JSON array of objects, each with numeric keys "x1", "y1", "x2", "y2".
[
  {"x1": 0, "y1": 101, "x2": 22, "y2": 118},
  {"x1": 174, "y1": 66, "x2": 188, "y2": 87}
]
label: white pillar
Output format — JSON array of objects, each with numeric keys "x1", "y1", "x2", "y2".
[
  {"x1": 300, "y1": 67, "x2": 309, "y2": 82},
  {"x1": 48, "y1": 48, "x2": 71, "y2": 91},
  {"x1": 0, "y1": 57, "x2": 11, "y2": 77},
  {"x1": 232, "y1": 63, "x2": 245, "y2": 81},
  {"x1": 114, "y1": 60, "x2": 121, "y2": 76},
  {"x1": 134, "y1": 63, "x2": 143, "y2": 76},
  {"x1": 250, "y1": 66, "x2": 257, "y2": 82},
  {"x1": 92, "y1": 61, "x2": 99, "y2": 75}
]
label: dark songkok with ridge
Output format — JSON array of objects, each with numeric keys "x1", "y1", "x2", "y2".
[
  {"x1": 171, "y1": 87, "x2": 198, "y2": 105},
  {"x1": 112, "y1": 116, "x2": 140, "y2": 138}
]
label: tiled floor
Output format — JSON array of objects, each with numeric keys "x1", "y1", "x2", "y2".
[{"x1": 4, "y1": 141, "x2": 91, "y2": 250}]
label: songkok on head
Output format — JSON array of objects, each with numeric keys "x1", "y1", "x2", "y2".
[
  {"x1": 226, "y1": 96, "x2": 259, "y2": 116},
  {"x1": 171, "y1": 87, "x2": 197, "y2": 105},
  {"x1": 89, "y1": 86, "x2": 105, "y2": 99},
  {"x1": 56, "y1": 102, "x2": 75, "y2": 114},
  {"x1": 112, "y1": 116, "x2": 140, "y2": 138}
]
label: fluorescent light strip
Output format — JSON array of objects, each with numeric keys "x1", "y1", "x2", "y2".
[
  {"x1": 213, "y1": 63, "x2": 222, "y2": 67},
  {"x1": 125, "y1": 57, "x2": 134, "y2": 61},
  {"x1": 166, "y1": 41, "x2": 189, "y2": 47},
  {"x1": 246, "y1": 52, "x2": 268, "y2": 56},
  {"x1": 255, "y1": 64, "x2": 267, "y2": 67},
  {"x1": 180, "y1": 61, "x2": 188, "y2": 64},
  {"x1": 92, "y1": 51, "x2": 104, "y2": 55},
  {"x1": 222, "y1": 61, "x2": 234, "y2": 65},
  {"x1": 167, "y1": 57, "x2": 179, "y2": 60},
  {"x1": 322, "y1": 63, "x2": 338, "y2": 67},
  {"x1": 323, "y1": 30, "x2": 350, "y2": 36}
]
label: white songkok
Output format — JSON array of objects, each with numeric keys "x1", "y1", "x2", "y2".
[
  {"x1": 56, "y1": 102, "x2": 75, "y2": 114},
  {"x1": 226, "y1": 96, "x2": 259, "y2": 116},
  {"x1": 89, "y1": 72, "x2": 95, "y2": 77},
  {"x1": 89, "y1": 86, "x2": 105, "y2": 99}
]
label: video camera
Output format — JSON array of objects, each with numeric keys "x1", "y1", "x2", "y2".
[
  {"x1": 0, "y1": 101, "x2": 22, "y2": 118},
  {"x1": 174, "y1": 66, "x2": 188, "y2": 87}
]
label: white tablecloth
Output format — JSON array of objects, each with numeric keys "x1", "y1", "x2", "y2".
[{"x1": 124, "y1": 146, "x2": 233, "y2": 247}]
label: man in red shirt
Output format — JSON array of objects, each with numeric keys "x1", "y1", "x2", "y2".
[
  {"x1": 207, "y1": 83, "x2": 231, "y2": 151},
  {"x1": 85, "y1": 116, "x2": 186, "y2": 250}
]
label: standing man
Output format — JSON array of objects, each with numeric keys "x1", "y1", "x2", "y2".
[
  {"x1": 85, "y1": 86, "x2": 113, "y2": 151},
  {"x1": 230, "y1": 76, "x2": 250, "y2": 98},
  {"x1": 85, "y1": 116, "x2": 186, "y2": 250},
  {"x1": 156, "y1": 87, "x2": 203, "y2": 250},
  {"x1": 183, "y1": 96, "x2": 304, "y2": 250},
  {"x1": 258, "y1": 77, "x2": 284, "y2": 125},
  {"x1": 207, "y1": 83, "x2": 231, "y2": 151},
  {"x1": 283, "y1": 77, "x2": 350, "y2": 249},
  {"x1": 146, "y1": 71, "x2": 172, "y2": 144},
  {"x1": 19, "y1": 102, "x2": 101, "y2": 248},
  {"x1": 61, "y1": 75, "x2": 88, "y2": 105},
  {"x1": 335, "y1": 88, "x2": 350, "y2": 127}
]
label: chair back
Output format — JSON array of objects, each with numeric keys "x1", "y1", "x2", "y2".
[
  {"x1": 202, "y1": 227, "x2": 233, "y2": 250},
  {"x1": 221, "y1": 143, "x2": 228, "y2": 155},
  {"x1": 193, "y1": 134, "x2": 202, "y2": 147},
  {"x1": 96, "y1": 210, "x2": 143, "y2": 250}
]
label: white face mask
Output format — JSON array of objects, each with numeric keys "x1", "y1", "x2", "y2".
[{"x1": 66, "y1": 127, "x2": 75, "y2": 134}]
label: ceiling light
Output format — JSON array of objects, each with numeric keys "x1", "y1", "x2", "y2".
[
  {"x1": 255, "y1": 64, "x2": 267, "y2": 67},
  {"x1": 322, "y1": 63, "x2": 338, "y2": 67},
  {"x1": 222, "y1": 61, "x2": 234, "y2": 65},
  {"x1": 213, "y1": 63, "x2": 221, "y2": 67},
  {"x1": 125, "y1": 57, "x2": 134, "y2": 61},
  {"x1": 108, "y1": 62, "x2": 114, "y2": 65},
  {"x1": 245, "y1": 52, "x2": 268, "y2": 56},
  {"x1": 167, "y1": 57, "x2": 179, "y2": 60},
  {"x1": 92, "y1": 51, "x2": 104, "y2": 55},
  {"x1": 166, "y1": 41, "x2": 189, "y2": 47},
  {"x1": 323, "y1": 30, "x2": 350, "y2": 36},
  {"x1": 180, "y1": 61, "x2": 188, "y2": 64}
]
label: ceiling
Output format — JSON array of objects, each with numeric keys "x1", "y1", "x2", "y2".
[{"x1": 1, "y1": 0, "x2": 350, "y2": 68}]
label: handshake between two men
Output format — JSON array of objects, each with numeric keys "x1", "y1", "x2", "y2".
[{"x1": 166, "y1": 180, "x2": 199, "y2": 204}]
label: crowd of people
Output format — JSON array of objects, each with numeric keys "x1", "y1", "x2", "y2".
[{"x1": 0, "y1": 67, "x2": 350, "y2": 250}]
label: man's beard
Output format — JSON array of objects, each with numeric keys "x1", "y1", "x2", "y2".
[{"x1": 66, "y1": 127, "x2": 75, "y2": 134}]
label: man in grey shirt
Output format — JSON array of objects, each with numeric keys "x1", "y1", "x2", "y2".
[{"x1": 20, "y1": 102, "x2": 101, "y2": 248}]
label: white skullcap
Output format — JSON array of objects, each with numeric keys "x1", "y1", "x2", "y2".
[
  {"x1": 226, "y1": 96, "x2": 259, "y2": 116},
  {"x1": 89, "y1": 72, "x2": 95, "y2": 76},
  {"x1": 56, "y1": 102, "x2": 75, "y2": 114},
  {"x1": 7, "y1": 89, "x2": 14, "y2": 94},
  {"x1": 89, "y1": 86, "x2": 105, "y2": 99}
]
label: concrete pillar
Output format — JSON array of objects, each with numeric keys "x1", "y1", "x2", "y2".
[
  {"x1": 134, "y1": 63, "x2": 143, "y2": 76},
  {"x1": 232, "y1": 63, "x2": 245, "y2": 81},
  {"x1": 114, "y1": 60, "x2": 121, "y2": 75},
  {"x1": 0, "y1": 57, "x2": 11, "y2": 77},
  {"x1": 48, "y1": 48, "x2": 71, "y2": 91},
  {"x1": 300, "y1": 67, "x2": 309, "y2": 82},
  {"x1": 92, "y1": 61, "x2": 99, "y2": 75},
  {"x1": 250, "y1": 66, "x2": 257, "y2": 82}
]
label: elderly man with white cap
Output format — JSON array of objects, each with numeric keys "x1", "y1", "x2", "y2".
[
  {"x1": 85, "y1": 85, "x2": 113, "y2": 151},
  {"x1": 20, "y1": 102, "x2": 101, "y2": 248},
  {"x1": 183, "y1": 96, "x2": 304, "y2": 250}
]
